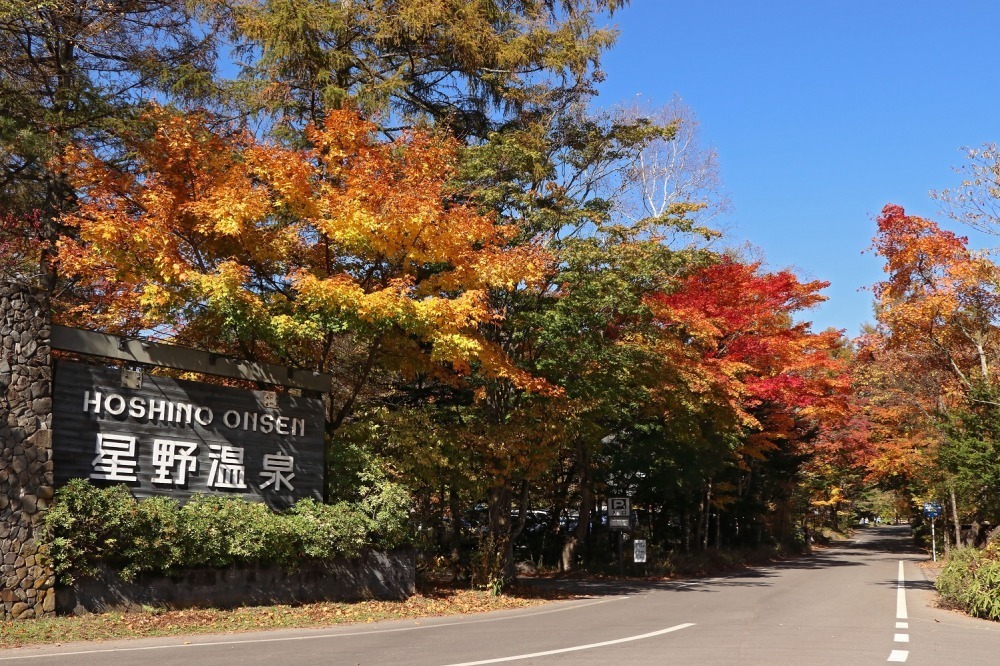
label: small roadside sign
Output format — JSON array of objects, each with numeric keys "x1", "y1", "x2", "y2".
[
  {"x1": 923, "y1": 501, "x2": 943, "y2": 562},
  {"x1": 609, "y1": 497, "x2": 630, "y2": 530},
  {"x1": 634, "y1": 539, "x2": 647, "y2": 563}
]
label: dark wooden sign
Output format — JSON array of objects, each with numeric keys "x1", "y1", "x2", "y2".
[{"x1": 52, "y1": 361, "x2": 325, "y2": 509}]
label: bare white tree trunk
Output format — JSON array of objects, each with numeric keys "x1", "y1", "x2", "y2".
[{"x1": 950, "y1": 484, "x2": 962, "y2": 547}]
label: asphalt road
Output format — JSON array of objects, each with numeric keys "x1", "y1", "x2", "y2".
[{"x1": 4, "y1": 525, "x2": 1000, "y2": 665}]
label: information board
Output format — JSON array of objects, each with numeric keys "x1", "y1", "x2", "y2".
[{"x1": 609, "y1": 496, "x2": 631, "y2": 530}]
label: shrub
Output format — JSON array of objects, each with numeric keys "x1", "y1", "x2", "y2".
[
  {"x1": 42, "y1": 480, "x2": 146, "y2": 584},
  {"x1": 287, "y1": 500, "x2": 367, "y2": 560},
  {"x1": 40, "y1": 479, "x2": 412, "y2": 584},
  {"x1": 936, "y1": 542, "x2": 1000, "y2": 621}
]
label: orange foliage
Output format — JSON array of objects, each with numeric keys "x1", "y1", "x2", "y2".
[
  {"x1": 847, "y1": 331, "x2": 942, "y2": 486},
  {"x1": 871, "y1": 204, "x2": 1000, "y2": 390},
  {"x1": 57, "y1": 107, "x2": 552, "y2": 389},
  {"x1": 855, "y1": 203, "x2": 1000, "y2": 488}
]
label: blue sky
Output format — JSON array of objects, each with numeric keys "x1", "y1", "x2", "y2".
[{"x1": 595, "y1": 2, "x2": 1000, "y2": 337}]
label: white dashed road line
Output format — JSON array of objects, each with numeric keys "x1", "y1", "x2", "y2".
[
  {"x1": 888, "y1": 560, "x2": 909, "y2": 662},
  {"x1": 896, "y1": 560, "x2": 907, "y2": 620}
]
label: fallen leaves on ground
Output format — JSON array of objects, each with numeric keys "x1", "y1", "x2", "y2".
[{"x1": 0, "y1": 584, "x2": 578, "y2": 649}]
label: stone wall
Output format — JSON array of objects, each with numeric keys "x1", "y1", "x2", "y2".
[
  {"x1": 58, "y1": 551, "x2": 416, "y2": 614},
  {"x1": 0, "y1": 283, "x2": 55, "y2": 620}
]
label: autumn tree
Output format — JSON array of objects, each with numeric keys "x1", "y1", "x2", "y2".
[
  {"x1": 58, "y1": 107, "x2": 551, "y2": 432},
  {"x1": 868, "y1": 204, "x2": 1000, "y2": 541},
  {"x1": 219, "y1": 0, "x2": 625, "y2": 137},
  {"x1": 645, "y1": 258, "x2": 849, "y2": 547},
  {"x1": 533, "y1": 220, "x2": 717, "y2": 567},
  {"x1": 612, "y1": 97, "x2": 731, "y2": 239},
  {"x1": 0, "y1": 0, "x2": 221, "y2": 288},
  {"x1": 933, "y1": 143, "x2": 1000, "y2": 238},
  {"x1": 871, "y1": 204, "x2": 1000, "y2": 389},
  {"x1": 317, "y1": 98, "x2": 732, "y2": 581},
  {"x1": 835, "y1": 329, "x2": 946, "y2": 534}
]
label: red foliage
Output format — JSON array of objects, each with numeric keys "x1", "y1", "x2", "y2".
[
  {"x1": 648, "y1": 258, "x2": 850, "y2": 458},
  {"x1": 0, "y1": 210, "x2": 44, "y2": 277}
]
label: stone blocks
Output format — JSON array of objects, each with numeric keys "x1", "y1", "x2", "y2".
[{"x1": 1, "y1": 283, "x2": 55, "y2": 620}]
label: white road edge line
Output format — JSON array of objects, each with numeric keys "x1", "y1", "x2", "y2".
[
  {"x1": 896, "y1": 560, "x2": 907, "y2": 619},
  {"x1": 888, "y1": 649, "x2": 909, "y2": 662},
  {"x1": 442, "y1": 623, "x2": 696, "y2": 666},
  {"x1": 0, "y1": 597, "x2": 628, "y2": 662}
]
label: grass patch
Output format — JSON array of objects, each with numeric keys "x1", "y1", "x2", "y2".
[{"x1": 0, "y1": 583, "x2": 576, "y2": 649}]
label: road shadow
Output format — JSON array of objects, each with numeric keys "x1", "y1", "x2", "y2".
[
  {"x1": 517, "y1": 526, "x2": 923, "y2": 599},
  {"x1": 837, "y1": 525, "x2": 924, "y2": 556},
  {"x1": 868, "y1": 577, "x2": 937, "y2": 592}
]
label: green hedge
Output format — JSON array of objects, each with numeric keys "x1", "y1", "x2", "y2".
[
  {"x1": 936, "y1": 543, "x2": 1000, "y2": 621},
  {"x1": 41, "y1": 479, "x2": 411, "y2": 584}
]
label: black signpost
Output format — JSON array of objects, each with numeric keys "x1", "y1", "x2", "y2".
[
  {"x1": 609, "y1": 497, "x2": 630, "y2": 576},
  {"x1": 52, "y1": 361, "x2": 325, "y2": 509}
]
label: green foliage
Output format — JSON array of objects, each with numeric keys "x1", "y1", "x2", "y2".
[
  {"x1": 850, "y1": 487, "x2": 898, "y2": 522},
  {"x1": 227, "y1": 0, "x2": 623, "y2": 136},
  {"x1": 939, "y1": 383, "x2": 1000, "y2": 521},
  {"x1": 41, "y1": 479, "x2": 411, "y2": 585},
  {"x1": 0, "y1": 0, "x2": 220, "y2": 218},
  {"x1": 937, "y1": 542, "x2": 1000, "y2": 621},
  {"x1": 326, "y1": 423, "x2": 414, "y2": 547}
]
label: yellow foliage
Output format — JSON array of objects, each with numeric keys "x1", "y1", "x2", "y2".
[{"x1": 57, "y1": 106, "x2": 553, "y2": 391}]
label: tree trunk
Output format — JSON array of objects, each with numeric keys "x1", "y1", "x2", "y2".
[
  {"x1": 802, "y1": 515, "x2": 812, "y2": 554},
  {"x1": 702, "y1": 480, "x2": 712, "y2": 551},
  {"x1": 561, "y1": 442, "x2": 591, "y2": 572},
  {"x1": 694, "y1": 495, "x2": 704, "y2": 551},
  {"x1": 505, "y1": 480, "x2": 530, "y2": 578},
  {"x1": 950, "y1": 484, "x2": 962, "y2": 546},
  {"x1": 449, "y1": 485, "x2": 463, "y2": 562},
  {"x1": 682, "y1": 503, "x2": 691, "y2": 552},
  {"x1": 548, "y1": 459, "x2": 575, "y2": 569},
  {"x1": 487, "y1": 484, "x2": 513, "y2": 586},
  {"x1": 975, "y1": 339, "x2": 989, "y2": 381},
  {"x1": 714, "y1": 508, "x2": 722, "y2": 549}
]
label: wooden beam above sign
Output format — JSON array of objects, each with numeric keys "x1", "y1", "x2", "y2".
[{"x1": 50, "y1": 325, "x2": 333, "y2": 393}]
